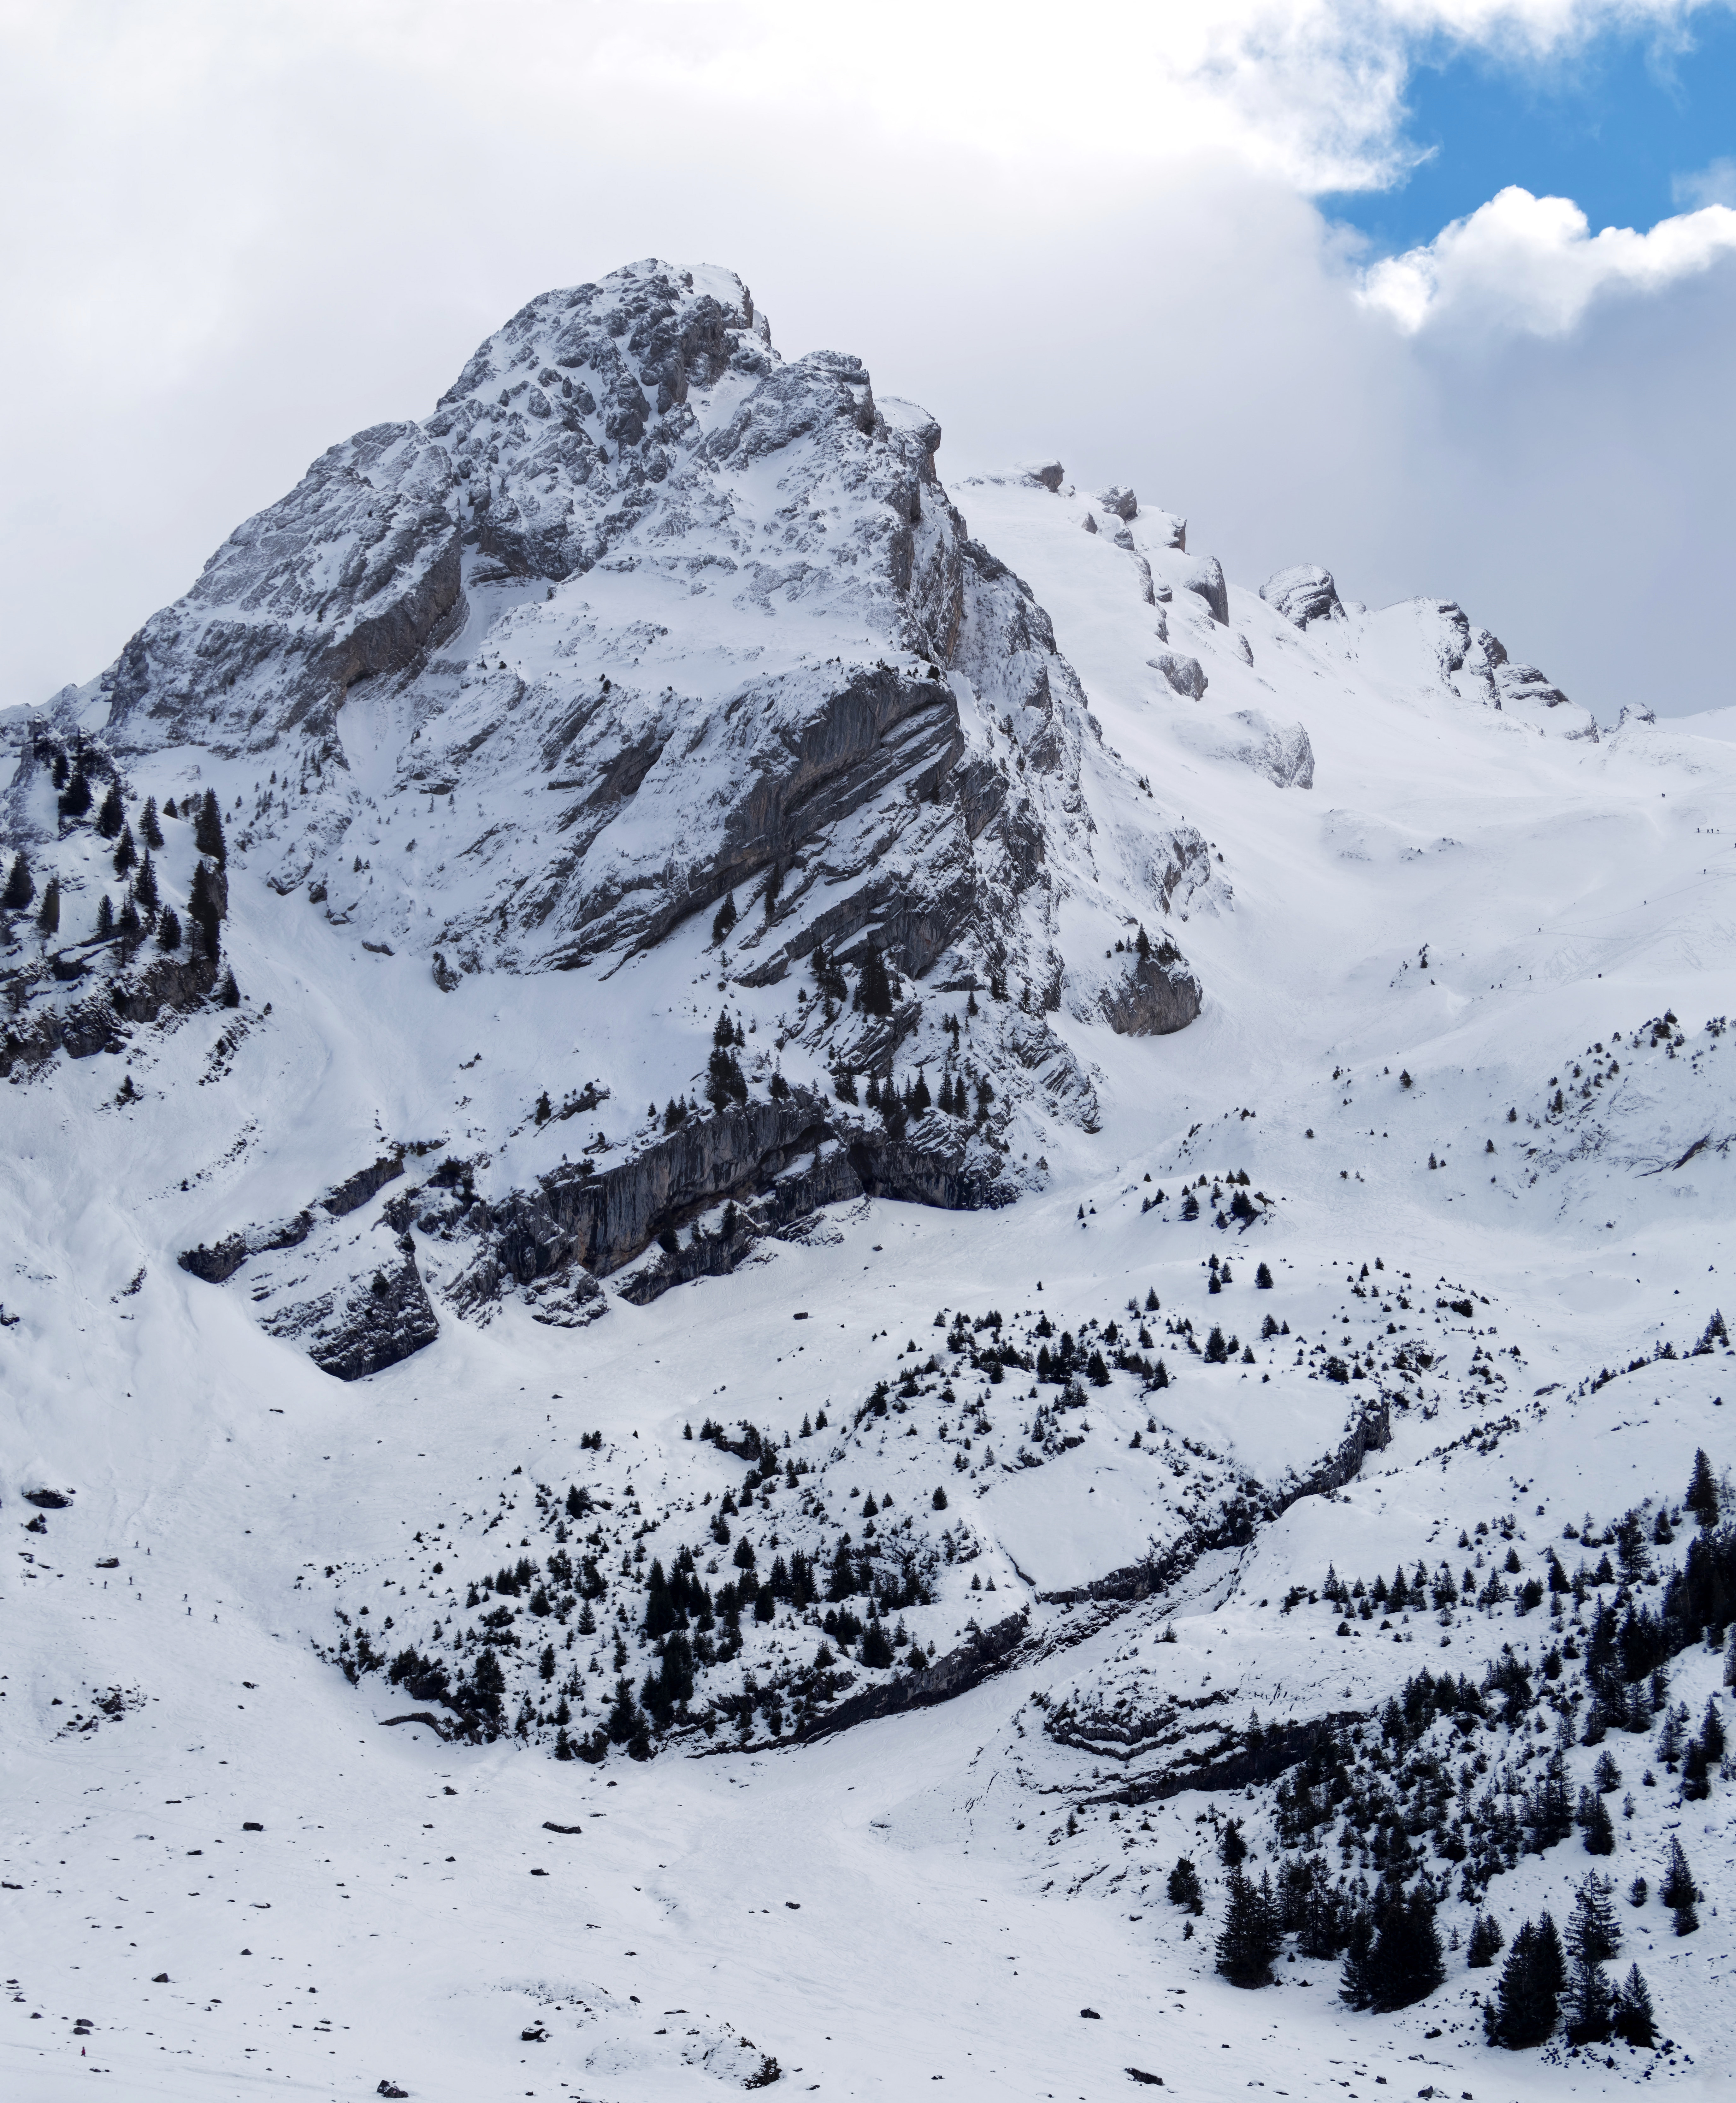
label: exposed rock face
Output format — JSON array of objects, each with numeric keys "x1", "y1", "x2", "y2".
[
  {"x1": 425, "y1": 1094, "x2": 1017, "y2": 1315},
  {"x1": 1180, "y1": 556, "x2": 1228, "y2": 625},
  {"x1": 1096, "y1": 486, "x2": 1137, "y2": 522},
  {"x1": 105, "y1": 422, "x2": 463, "y2": 754},
  {"x1": 795, "y1": 1610, "x2": 1030, "y2": 1743},
  {"x1": 1098, "y1": 948, "x2": 1202, "y2": 1036},
  {"x1": 1, "y1": 944, "x2": 219, "y2": 1074},
  {"x1": 1260, "y1": 563, "x2": 1345, "y2": 629},
  {"x1": 260, "y1": 1246, "x2": 440, "y2": 1383},
  {"x1": 65, "y1": 262, "x2": 1203, "y2": 1137},
  {"x1": 1175, "y1": 707, "x2": 1314, "y2": 789},
  {"x1": 1149, "y1": 652, "x2": 1208, "y2": 700}
]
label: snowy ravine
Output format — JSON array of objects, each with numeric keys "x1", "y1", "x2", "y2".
[{"x1": 2, "y1": 262, "x2": 1734, "y2": 2103}]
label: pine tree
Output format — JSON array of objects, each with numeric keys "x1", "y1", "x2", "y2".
[
  {"x1": 1684, "y1": 1447, "x2": 1719, "y2": 1527},
  {"x1": 834, "y1": 1067, "x2": 858, "y2": 1104},
  {"x1": 1219, "y1": 1818, "x2": 1247, "y2": 1867},
  {"x1": 858, "y1": 944, "x2": 893, "y2": 1018},
  {"x1": 113, "y1": 823, "x2": 136, "y2": 876},
  {"x1": 1204, "y1": 1325, "x2": 1229, "y2": 1364},
  {"x1": 1215, "y1": 1869, "x2": 1281, "y2": 1987},
  {"x1": 117, "y1": 898, "x2": 142, "y2": 951},
  {"x1": 220, "y1": 968, "x2": 240, "y2": 1007},
  {"x1": 1466, "y1": 1912, "x2": 1504, "y2": 1967},
  {"x1": 36, "y1": 875, "x2": 59, "y2": 939},
  {"x1": 96, "y1": 782, "x2": 125, "y2": 838},
  {"x1": 1255, "y1": 1261, "x2": 1273, "y2": 1288},
  {"x1": 140, "y1": 795, "x2": 163, "y2": 848},
  {"x1": 1485, "y1": 1914, "x2": 1564, "y2": 2048},
  {"x1": 194, "y1": 787, "x2": 227, "y2": 865},
  {"x1": 156, "y1": 906, "x2": 181, "y2": 951},
  {"x1": 1583, "y1": 1792, "x2": 1615, "y2": 1854},
  {"x1": 95, "y1": 894, "x2": 114, "y2": 940},
  {"x1": 131, "y1": 851, "x2": 158, "y2": 917},
  {"x1": 712, "y1": 890, "x2": 737, "y2": 943},
  {"x1": 1568, "y1": 1872, "x2": 1620, "y2": 1963},
  {"x1": 1659, "y1": 1837, "x2": 1696, "y2": 1911},
  {"x1": 1561, "y1": 1872, "x2": 1621, "y2": 2043},
  {"x1": 1181, "y1": 1190, "x2": 1200, "y2": 1220},
  {"x1": 188, "y1": 863, "x2": 221, "y2": 959},
  {"x1": 1610, "y1": 1964, "x2": 1656, "y2": 2048},
  {"x1": 2, "y1": 851, "x2": 32, "y2": 909},
  {"x1": 59, "y1": 768, "x2": 92, "y2": 820},
  {"x1": 1166, "y1": 1856, "x2": 1204, "y2": 1913}
]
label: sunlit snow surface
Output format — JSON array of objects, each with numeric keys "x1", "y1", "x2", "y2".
[{"x1": 5, "y1": 455, "x2": 1736, "y2": 2098}]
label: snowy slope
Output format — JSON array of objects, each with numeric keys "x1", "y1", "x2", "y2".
[{"x1": 3, "y1": 268, "x2": 1735, "y2": 2102}]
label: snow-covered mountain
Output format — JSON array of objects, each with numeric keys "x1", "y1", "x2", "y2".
[{"x1": 2, "y1": 261, "x2": 1733, "y2": 2103}]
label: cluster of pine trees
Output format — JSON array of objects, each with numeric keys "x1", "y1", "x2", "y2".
[{"x1": 19, "y1": 765, "x2": 231, "y2": 973}]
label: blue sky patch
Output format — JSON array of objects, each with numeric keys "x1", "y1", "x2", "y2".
[{"x1": 1323, "y1": 10, "x2": 1736, "y2": 253}]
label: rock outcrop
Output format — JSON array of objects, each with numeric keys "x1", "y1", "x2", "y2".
[
  {"x1": 1098, "y1": 947, "x2": 1202, "y2": 1037},
  {"x1": 1260, "y1": 563, "x2": 1345, "y2": 629}
]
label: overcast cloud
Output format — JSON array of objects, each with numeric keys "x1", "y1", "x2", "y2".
[{"x1": 2, "y1": 0, "x2": 1733, "y2": 721}]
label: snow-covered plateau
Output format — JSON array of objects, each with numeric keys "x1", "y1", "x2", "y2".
[{"x1": 2, "y1": 260, "x2": 1733, "y2": 2102}]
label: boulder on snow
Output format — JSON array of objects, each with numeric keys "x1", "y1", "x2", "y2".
[
  {"x1": 1096, "y1": 485, "x2": 1137, "y2": 521},
  {"x1": 1180, "y1": 556, "x2": 1228, "y2": 625},
  {"x1": 1149, "y1": 652, "x2": 1208, "y2": 700},
  {"x1": 1017, "y1": 459, "x2": 1065, "y2": 492},
  {"x1": 1098, "y1": 946, "x2": 1202, "y2": 1036},
  {"x1": 1260, "y1": 564, "x2": 1345, "y2": 629}
]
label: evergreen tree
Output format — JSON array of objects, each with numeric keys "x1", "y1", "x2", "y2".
[
  {"x1": 1610, "y1": 1965, "x2": 1656, "y2": 2048},
  {"x1": 1219, "y1": 1818, "x2": 1247, "y2": 1867},
  {"x1": 117, "y1": 897, "x2": 142, "y2": 951},
  {"x1": 605, "y1": 1675, "x2": 642, "y2": 1744},
  {"x1": 112, "y1": 823, "x2": 136, "y2": 876},
  {"x1": 469, "y1": 1647, "x2": 505, "y2": 1720},
  {"x1": 1204, "y1": 1325, "x2": 1229, "y2": 1364},
  {"x1": 1166, "y1": 1857, "x2": 1204, "y2": 1913},
  {"x1": 58, "y1": 768, "x2": 92, "y2": 821},
  {"x1": 1342, "y1": 1885, "x2": 1444, "y2": 2011},
  {"x1": 1484, "y1": 1915, "x2": 1564, "y2": 2048},
  {"x1": 1466, "y1": 1912, "x2": 1504, "y2": 1967},
  {"x1": 1659, "y1": 1837, "x2": 1696, "y2": 1911},
  {"x1": 1684, "y1": 1447, "x2": 1719, "y2": 1527},
  {"x1": 1583, "y1": 1792, "x2": 1616, "y2": 1854},
  {"x1": 95, "y1": 894, "x2": 114, "y2": 940},
  {"x1": 931, "y1": 1486, "x2": 948, "y2": 1512},
  {"x1": 858, "y1": 944, "x2": 893, "y2": 1017},
  {"x1": 140, "y1": 795, "x2": 163, "y2": 848},
  {"x1": 1255, "y1": 1261, "x2": 1273, "y2": 1288},
  {"x1": 711, "y1": 890, "x2": 737, "y2": 943},
  {"x1": 194, "y1": 787, "x2": 227, "y2": 864},
  {"x1": 133, "y1": 851, "x2": 158, "y2": 915},
  {"x1": 96, "y1": 782, "x2": 125, "y2": 838},
  {"x1": 910, "y1": 1067, "x2": 932, "y2": 1114},
  {"x1": 1181, "y1": 1190, "x2": 1200, "y2": 1220},
  {"x1": 1559, "y1": 1874, "x2": 1620, "y2": 2042},
  {"x1": 834, "y1": 1067, "x2": 858, "y2": 1104},
  {"x1": 1568, "y1": 1872, "x2": 1620, "y2": 1964},
  {"x1": 2, "y1": 851, "x2": 32, "y2": 909},
  {"x1": 1216, "y1": 1869, "x2": 1281, "y2": 1987},
  {"x1": 156, "y1": 906, "x2": 181, "y2": 951},
  {"x1": 188, "y1": 862, "x2": 221, "y2": 959},
  {"x1": 220, "y1": 968, "x2": 240, "y2": 1007},
  {"x1": 36, "y1": 875, "x2": 59, "y2": 939}
]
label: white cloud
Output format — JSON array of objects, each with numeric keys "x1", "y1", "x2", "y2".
[
  {"x1": 1672, "y1": 156, "x2": 1736, "y2": 209},
  {"x1": 1358, "y1": 184, "x2": 1736, "y2": 334}
]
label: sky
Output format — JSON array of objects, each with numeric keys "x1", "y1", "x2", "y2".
[{"x1": 2, "y1": 0, "x2": 1734, "y2": 723}]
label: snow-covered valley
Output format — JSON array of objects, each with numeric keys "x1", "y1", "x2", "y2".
[{"x1": 2, "y1": 261, "x2": 1733, "y2": 2102}]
